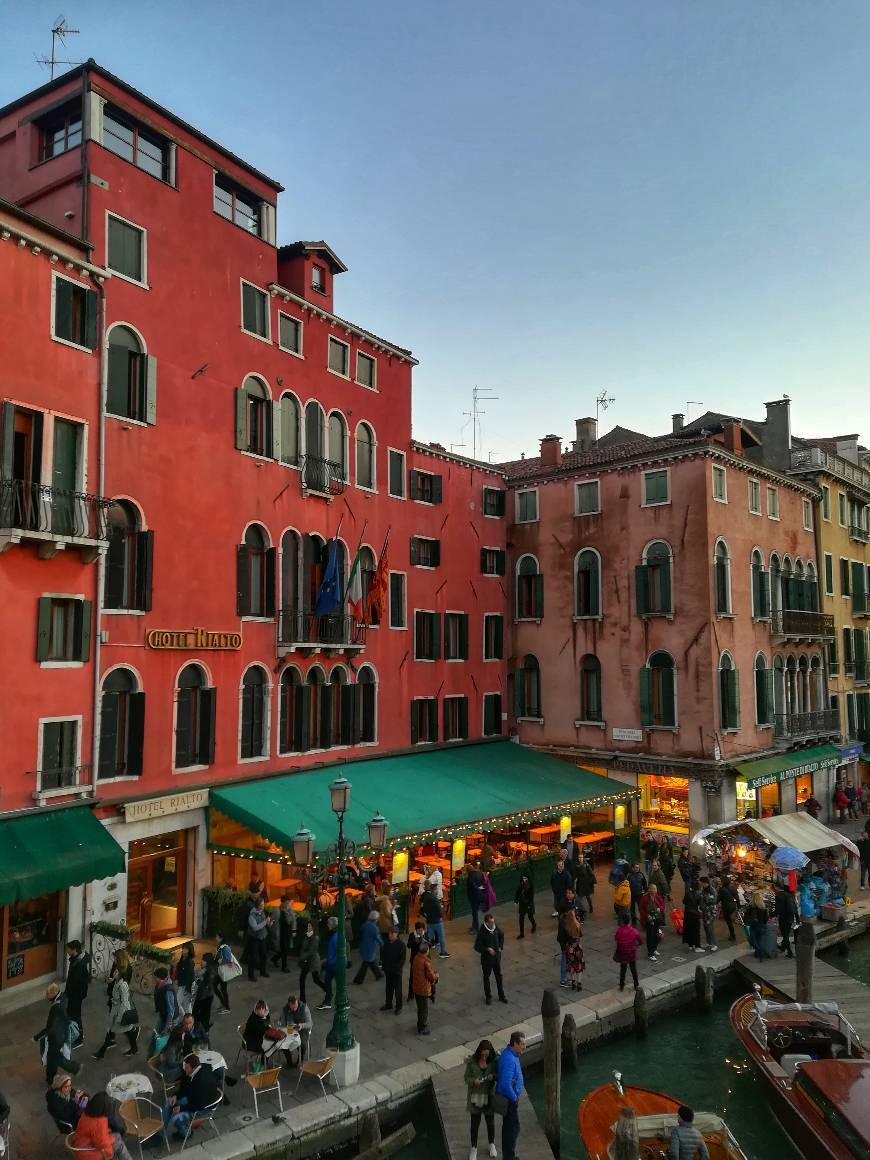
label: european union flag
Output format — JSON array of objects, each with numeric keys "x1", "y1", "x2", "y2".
[{"x1": 314, "y1": 536, "x2": 341, "y2": 618}]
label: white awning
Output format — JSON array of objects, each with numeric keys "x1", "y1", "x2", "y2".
[{"x1": 692, "y1": 810, "x2": 859, "y2": 858}]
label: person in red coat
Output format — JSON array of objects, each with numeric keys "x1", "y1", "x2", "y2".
[
  {"x1": 613, "y1": 913, "x2": 643, "y2": 992},
  {"x1": 71, "y1": 1091, "x2": 133, "y2": 1159}
]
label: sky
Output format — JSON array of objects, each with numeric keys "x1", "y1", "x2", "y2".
[{"x1": 3, "y1": 1, "x2": 870, "y2": 461}]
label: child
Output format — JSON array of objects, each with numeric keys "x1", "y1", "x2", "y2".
[{"x1": 566, "y1": 936, "x2": 585, "y2": 990}]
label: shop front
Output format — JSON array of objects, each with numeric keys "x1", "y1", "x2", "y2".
[
  {"x1": 0, "y1": 805, "x2": 125, "y2": 991},
  {"x1": 638, "y1": 773, "x2": 690, "y2": 847},
  {"x1": 732, "y1": 744, "x2": 841, "y2": 822}
]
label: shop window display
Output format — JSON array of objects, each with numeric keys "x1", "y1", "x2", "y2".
[{"x1": 638, "y1": 774, "x2": 689, "y2": 846}]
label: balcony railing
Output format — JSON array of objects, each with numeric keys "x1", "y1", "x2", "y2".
[
  {"x1": 277, "y1": 608, "x2": 366, "y2": 653},
  {"x1": 301, "y1": 455, "x2": 346, "y2": 496},
  {"x1": 849, "y1": 524, "x2": 870, "y2": 544},
  {"x1": 0, "y1": 479, "x2": 109, "y2": 543},
  {"x1": 774, "y1": 710, "x2": 840, "y2": 740},
  {"x1": 853, "y1": 593, "x2": 870, "y2": 617},
  {"x1": 790, "y1": 446, "x2": 870, "y2": 494},
  {"x1": 770, "y1": 608, "x2": 835, "y2": 639},
  {"x1": 30, "y1": 763, "x2": 92, "y2": 797}
]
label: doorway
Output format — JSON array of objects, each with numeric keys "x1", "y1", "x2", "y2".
[
  {"x1": 126, "y1": 831, "x2": 188, "y2": 942},
  {"x1": 51, "y1": 418, "x2": 78, "y2": 535}
]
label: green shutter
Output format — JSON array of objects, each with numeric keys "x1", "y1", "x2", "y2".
[
  {"x1": 340, "y1": 684, "x2": 355, "y2": 746},
  {"x1": 236, "y1": 545, "x2": 251, "y2": 616},
  {"x1": 494, "y1": 615, "x2": 503, "y2": 658},
  {"x1": 144, "y1": 356, "x2": 158, "y2": 424},
  {"x1": 431, "y1": 613, "x2": 441, "y2": 660},
  {"x1": 135, "y1": 530, "x2": 153, "y2": 612},
  {"x1": 660, "y1": 559, "x2": 672, "y2": 615},
  {"x1": 234, "y1": 388, "x2": 247, "y2": 451},
  {"x1": 725, "y1": 669, "x2": 740, "y2": 729},
  {"x1": 428, "y1": 698, "x2": 439, "y2": 742},
  {"x1": 127, "y1": 692, "x2": 145, "y2": 776},
  {"x1": 496, "y1": 550, "x2": 506, "y2": 576},
  {"x1": 294, "y1": 685, "x2": 311, "y2": 752},
  {"x1": 36, "y1": 597, "x2": 52, "y2": 661},
  {"x1": 83, "y1": 288, "x2": 98, "y2": 349},
  {"x1": 853, "y1": 561, "x2": 866, "y2": 600},
  {"x1": 459, "y1": 697, "x2": 468, "y2": 739},
  {"x1": 54, "y1": 277, "x2": 73, "y2": 340},
  {"x1": 264, "y1": 547, "x2": 277, "y2": 616},
  {"x1": 411, "y1": 539, "x2": 420, "y2": 566},
  {"x1": 844, "y1": 627, "x2": 854, "y2": 664},
  {"x1": 841, "y1": 558, "x2": 850, "y2": 595},
  {"x1": 98, "y1": 692, "x2": 119, "y2": 779},
  {"x1": 106, "y1": 345, "x2": 130, "y2": 416},
  {"x1": 764, "y1": 669, "x2": 775, "y2": 725},
  {"x1": 635, "y1": 565, "x2": 650, "y2": 615},
  {"x1": 432, "y1": 540, "x2": 441, "y2": 567},
  {"x1": 199, "y1": 687, "x2": 217, "y2": 765},
  {"x1": 271, "y1": 400, "x2": 282, "y2": 461},
  {"x1": 847, "y1": 694, "x2": 857, "y2": 739},
  {"x1": 0, "y1": 402, "x2": 14, "y2": 478},
  {"x1": 825, "y1": 555, "x2": 834, "y2": 595},
  {"x1": 431, "y1": 475, "x2": 443, "y2": 503},
  {"x1": 760, "y1": 570, "x2": 771, "y2": 617},
  {"x1": 589, "y1": 557, "x2": 600, "y2": 615},
  {"x1": 410, "y1": 701, "x2": 419, "y2": 745},
  {"x1": 513, "y1": 670, "x2": 525, "y2": 718},
  {"x1": 534, "y1": 573, "x2": 544, "y2": 618},
  {"x1": 639, "y1": 667, "x2": 653, "y2": 727},
  {"x1": 74, "y1": 599, "x2": 92, "y2": 663},
  {"x1": 660, "y1": 666, "x2": 676, "y2": 726}
]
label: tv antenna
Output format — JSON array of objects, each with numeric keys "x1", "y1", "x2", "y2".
[
  {"x1": 462, "y1": 386, "x2": 499, "y2": 461},
  {"x1": 36, "y1": 16, "x2": 80, "y2": 79},
  {"x1": 596, "y1": 389, "x2": 615, "y2": 428}
]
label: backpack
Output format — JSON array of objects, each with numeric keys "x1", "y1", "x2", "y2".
[{"x1": 66, "y1": 1019, "x2": 81, "y2": 1045}]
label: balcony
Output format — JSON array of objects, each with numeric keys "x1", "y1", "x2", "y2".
[
  {"x1": 0, "y1": 479, "x2": 109, "y2": 561},
  {"x1": 301, "y1": 455, "x2": 345, "y2": 498},
  {"x1": 30, "y1": 763, "x2": 92, "y2": 803},
  {"x1": 849, "y1": 524, "x2": 870, "y2": 544},
  {"x1": 790, "y1": 446, "x2": 870, "y2": 495},
  {"x1": 770, "y1": 608, "x2": 835, "y2": 641},
  {"x1": 277, "y1": 608, "x2": 366, "y2": 657},
  {"x1": 853, "y1": 594, "x2": 870, "y2": 617},
  {"x1": 774, "y1": 710, "x2": 840, "y2": 741}
]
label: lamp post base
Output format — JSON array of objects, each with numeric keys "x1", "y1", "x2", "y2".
[{"x1": 331, "y1": 1039, "x2": 360, "y2": 1087}]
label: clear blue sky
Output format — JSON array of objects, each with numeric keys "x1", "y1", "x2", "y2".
[{"x1": 5, "y1": 1, "x2": 870, "y2": 460}]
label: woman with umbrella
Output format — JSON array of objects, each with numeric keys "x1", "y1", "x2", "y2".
[{"x1": 768, "y1": 846, "x2": 807, "y2": 958}]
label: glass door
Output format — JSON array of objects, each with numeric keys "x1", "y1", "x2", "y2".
[{"x1": 126, "y1": 831, "x2": 187, "y2": 942}]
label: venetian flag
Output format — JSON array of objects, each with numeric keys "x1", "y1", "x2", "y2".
[{"x1": 365, "y1": 529, "x2": 391, "y2": 625}]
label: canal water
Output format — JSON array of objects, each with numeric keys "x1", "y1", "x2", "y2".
[{"x1": 821, "y1": 929, "x2": 870, "y2": 983}]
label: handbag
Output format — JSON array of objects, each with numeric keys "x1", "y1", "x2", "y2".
[
  {"x1": 491, "y1": 1092, "x2": 510, "y2": 1117},
  {"x1": 218, "y1": 953, "x2": 243, "y2": 983},
  {"x1": 121, "y1": 1004, "x2": 139, "y2": 1026}
]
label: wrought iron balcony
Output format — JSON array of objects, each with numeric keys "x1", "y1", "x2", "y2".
[
  {"x1": 774, "y1": 710, "x2": 840, "y2": 740},
  {"x1": 0, "y1": 479, "x2": 109, "y2": 561},
  {"x1": 277, "y1": 608, "x2": 366, "y2": 656},
  {"x1": 30, "y1": 763, "x2": 92, "y2": 801},
  {"x1": 301, "y1": 455, "x2": 346, "y2": 497},
  {"x1": 849, "y1": 524, "x2": 870, "y2": 544},
  {"x1": 770, "y1": 608, "x2": 835, "y2": 640}
]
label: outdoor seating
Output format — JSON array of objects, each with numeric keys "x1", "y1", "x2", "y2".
[
  {"x1": 234, "y1": 1023, "x2": 261, "y2": 1073},
  {"x1": 119, "y1": 1097, "x2": 169, "y2": 1159},
  {"x1": 295, "y1": 1054, "x2": 338, "y2": 1098},
  {"x1": 179, "y1": 1094, "x2": 222, "y2": 1151},
  {"x1": 244, "y1": 1066, "x2": 284, "y2": 1118},
  {"x1": 63, "y1": 1137, "x2": 92, "y2": 1155},
  {"x1": 146, "y1": 1054, "x2": 179, "y2": 1101}
]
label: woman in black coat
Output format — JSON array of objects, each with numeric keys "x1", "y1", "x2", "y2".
[
  {"x1": 681, "y1": 885, "x2": 703, "y2": 952},
  {"x1": 513, "y1": 874, "x2": 537, "y2": 938}
]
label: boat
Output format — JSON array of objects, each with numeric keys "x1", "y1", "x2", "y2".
[
  {"x1": 578, "y1": 1071, "x2": 748, "y2": 1159},
  {"x1": 729, "y1": 991, "x2": 870, "y2": 1158}
]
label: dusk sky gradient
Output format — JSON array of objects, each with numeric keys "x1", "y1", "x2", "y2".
[{"x1": 4, "y1": 1, "x2": 870, "y2": 460}]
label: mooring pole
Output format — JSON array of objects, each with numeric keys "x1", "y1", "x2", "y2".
[
  {"x1": 542, "y1": 987, "x2": 562, "y2": 1157},
  {"x1": 795, "y1": 920, "x2": 816, "y2": 1004}
]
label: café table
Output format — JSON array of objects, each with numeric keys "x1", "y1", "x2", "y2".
[
  {"x1": 106, "y1": 1073, "x2": 153, "y2": 1103},
  {"x1": 263, "y1": 1029, "x2": 301, "y2": 1065},
  {"x1": 196, "y1": 1049, "x2": 227, "y2": 1073}
]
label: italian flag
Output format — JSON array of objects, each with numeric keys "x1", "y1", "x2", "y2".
[{"x1": 347, "y1": 542, "x2": 364, "y2": 623}]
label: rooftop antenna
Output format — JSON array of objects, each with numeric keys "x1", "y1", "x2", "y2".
[
  {"x1": 36, "y1": 15, "x2": 80, "y2": 79},
  {"x1": 449, "y1": 442, "x2": 466, "y2": 454},
  {"x1": 462, "y1": 386, "x2": 499, "y2": 460},
  {"x1": 596, "y1": 388, "x2": 615, "y2": 429}
]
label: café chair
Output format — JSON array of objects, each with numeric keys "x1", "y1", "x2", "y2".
[
  {"x1": 244, "y1": 1065, "x2": 283, "y2": 1118},
  {"x1": 146, "y1": 1054, "x2": 179, "y2": 1101},
  {"x1": 179, "y1": 1094, "x2": 222, "y2": 1151},
  {"x1": 63, "y1": 1137, "x2": 92, "y2": 1155},
  {"x1": 234, "y1": 1024, "x2": 261, "y2": 1074},
  {"x1": 119, "y1": 1097, "x2": 169, "y2": 1159},
  {"x1": 295, "y1": 1054, "x2": 338, "y2": 1098}
]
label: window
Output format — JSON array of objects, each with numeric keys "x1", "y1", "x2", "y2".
[
  {"x1": 410, "y1": 536, "x2": 440, "y2": 568},
  {"x1": 444, "y1": 612, "x2": 469, "y2": 660},
  {"x1": 355, "y1": 423, "x2": 375, "y2": 489},
  {"x1": 748, "y1": 479, "x2": 761, "y2": 514},
  {"x1": 388, "y1": 450, "x2": 406, "y2": 498},
  {"x1": 515, "y1": 654, "x2": 541, "y2": 718},
  {"x1": 712, "y1": 465, "x2": 727, "y2": 502},
  {"x1": 98, "y1": 669, "x2": 144, "y2": 778},
  {"x1": 214, "y1": 175, "x2": 260, "y2": 234},
  {"x1": 104, "y1": 500, "x2": 153, "y2": 611},
  {"x1": 174, "y1": 664, "x2": 216, "y2": 769},
  {"x1": 278, "y1": 667, "x2": 300, "y2": 754},
  {"x1": 107, "y1": 214, "x2": 145, "y2": 284},
  {"x1": 107, "y1": 325, "x2": 156, "y2": 423},
  {"x1": 328, "y1": 412, "x2": 348, "y2": 479},
  {"x1": 39, "y1": 719, "x2": 80, "y2": 791},
  {"x1": 516, "y1": 555, "x2": 543, "y2": 619},
  {"x1": 824, "y1": 552, "x2": 834, "y2": 596},
  {"x1": 278, "y1": 313, "x2": 303, "y2": 356},
  {"x1": 279, "y1": 393, "x2": 301, "y2": 466},
  {"x1": 714, "y1": 540, "x2": 732, "y2": 615},
  {"x1": 389, "y1": 572, "x2": 406, "y2": 628},
  {"x1": 443, "y1": 696, "x2": 469, "y2": 741},
  {"x1": 53, "y1": 275, "x2": 97, "y2": 350},
  {"x1": 237, "y1": 524, "x2": 275, "y2": 617},
  {"x1": 357, "y1": 666, "x2": 377, "y2": 743},
  {"x1": 410, "y1": 470, "x2": 443, "y2": 504},
  {"x1": 240, "y1": 666, "x2": 269, "y2": 759},
  {"x1": 640, "y1": 652, "x2": 676, "y2": 728},
  {"x1": 516, "y1": 489, "x2": 539, "y2": 523},
  {"x1": 642, "y1": 469, "x2": 669, "y2": 506},
  {"x1": 483, "y1": 613, "x2": 504, "y2": 660},
  {"x1": 574, "y1": 549, "x2": 601, "y2": 617},
  {"x1": 575, "y1": 480, "x2": 601, "y2": 515},
  {"x1": 483, "y1": 693, "x2": 502, "y2": 737},
  {"x1": 754, "y1": 655, "x2": 774, "y2": 726},
  {"x1": 841, "y1": 557, "x2": 852, "y2": 596},
  {"x1": 822, "y1": 485, "x2": 831, "y2": 521},
  {"x1": 356, "y1": 352, "x2": 376, "y2": 389},
  {"x1": 411, "y1": 697, "x2": 438, "y2": 744},
  {"x1": 838, "y1": 492, "x2": 847, "y2": 527},
  {"x1": 39, "y1": 100, "x2": 82, "y2": 160},
  {"x1": 328, "y1": 337, "x2": 350, "y2": 377},
  {"x1": 802, "y1": 499, "x2": 813, "y2": 531},
  {"x1": 36, "y1": 597, "x2": 91, "y2": 662},
  {"x1": 636, "y1": 541, "x2": 672, "y2": 616},
  {"x1": 414, "y1": 610, "x2": 441, "y2": 660},
  {"x1": 481, "y1": 547, "x2": 506, "y2": 575},
  {"x1": 579, "y1": 654, "x2": 603, "y2": 722},
  {"x1": 311, "y1": 264, "x2": 325, "y2": 293},
  {"x1": 235, "y1": 375, "x2": 272, "y2": 457},
  {"x1": 751, "y1": 549, "x2": 770, "y2": 618},
  {"x1": 767, "y1": 487, "x2": 779, "y2": 519},
  {"x1": 241, "y1": 282, "x2": 269, "y2": 340},
  {"x1": 483, "y1": 487, "x2": 505, "y2": 517},
  {"x1": 358, "y1": 546, "x2": 378, "y2": 626},
  {"x1": 719, "y1": 653, "x2": 740, "y2": 730},
  {"x1": 102, "y1": 105, "x2": 171, "y2": 181}
]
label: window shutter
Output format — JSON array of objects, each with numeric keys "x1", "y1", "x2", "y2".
[
  {"x1": 361, "y1": 682, "x2": 375, "y2": 742},
  {"x1": 84, "y1": 288, "x2": 98, "y2": 349},
  {"x1": 74, "y1": 599, "x2": 92, "y2": 662},
  {"x1": 496, "y1": 490, "x2": 505, "y2": 516},
  {"x1": 589, "y1": 559, "x2": 600, "y2": 615},
  {"x1": 751, "y1": 565, "x2": 761, "y2": 617},
  {"x1": 98, "y1": 692, "x2": 119, "y2": 779},
  {"x1": 410, "y1": 538, "x2": 419, "y2": 566},
  {"x1": 250, "y1": 683, "x2": 265, "y2": 756},
  {"x1": 410, "y1": 702, "x2": 420, "y2": 745},
  {"x1": 495, "y1": 615, "x2": 504, "y2": 658},
  {"x1": 635, "y1": 565, "x2": 649, "y2": 615},
  {"x1": 428, "y1": 698, "x2": 439, "y2": 742},
  {"x1": 199, "y1": 687, "x2": 217, "y2": 765},
  {"x1": 409, "y1": 470, "x2": 421, "y2": 500},
  {"x1": 661, "y1": 666, "x2": 675, "y2": 725},
  {"x1": 136, "y1": 530, "x2": 154, "y2": 611},
  {"x1": 431, "y1": 612, "x2": 441, "y2": 660},
  {"x1": 513, "y1": 670, "x2": 525, "y2": 718},
  {"x1": 126, "y1": 691, "x2": 145, "y2": 776},
  {"x1": 294, "y1": 685, "x2": 311, "y2": 752},
  {"x1": 459, "y1": 697, "x2": 468, "y2": 739},
  {"x1": 0, "y1": 402, "x2": 14, "y2": 478},
  {"x1": 340, "y1": 684, "x2": 355, "y2": 746},
  {"x1": 234, "y1": 388, "x2": 247, "y2": 451},
  {"x1": 54, "y1": 278, "x2": 73, "y2": 339},
  {"x1": 144, "y1": 356, "x2": 158, "y2": 425},
  {"x1": 724, "y1": 669, "x2": 740, "y2": 729},
  {"x1": 639, "y1": 667, "x2": 653, "y2": 727},
  {"x1": 853, "y1": 561, "x2": 866, "y2": 601},
  {"x1": 459, "y1": 613, "x2": 469, "y2": 659},
  {"x1": 236, "y1": 545, "x2": 251, "y2": 616},
  {"x1": 319, "y1": 684, "x2": 333, "y2": 749},
  {"x1": 175, "y1": 689, "x2": 193, "y2": 767},
  {"x1": 763, "y1": 669, "x2": 774, "y2": 724},
  {"x1": 480, "y1": 547, "x2": 488, "y2": 573},
  {"x1": 264, "y1": 547, "x2": 277, "y2": 616},
  {"x1": 432, "y1": 540, "x2": 441, "y2": 567},
  {"x1": 271, "y1": 400, "x2": 282, "y2": 461},
  {"x1": 534, "y1": 574, "x2": 544, "y2": 618},
  {"x1": 431, "y1": 474, "x2": 443, "y2": 504},
  {"x1": 36, "y1": 597, "x2": 52, "y2": 661},
  {"x1": 844, "y1": 627, "x2": 854, "y2": 664},
  {"x1": 106, "y1": 345, "x2": 130, "y2": 415}
]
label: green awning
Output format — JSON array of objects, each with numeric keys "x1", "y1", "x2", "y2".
[
  {"x1": 733, "y1": 744, "x2": 842, "y2": 789},
  {"x1": 0, "y1": 806, "x2": 126, "y2": 906},
  {"x1": 210, "y1": 741, "x2": 637, "y2": 854}
]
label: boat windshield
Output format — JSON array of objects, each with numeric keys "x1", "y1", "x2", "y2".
[{"x1": 793, "y1": 1073, "x2": 869, "y2": 1157}]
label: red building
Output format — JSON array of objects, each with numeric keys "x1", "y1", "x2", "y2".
[{"x1": 0, "y1": 63, "x2": 507, "y2": 986}]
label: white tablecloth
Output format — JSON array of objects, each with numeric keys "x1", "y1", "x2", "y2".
[
  {"x1": 263, "y1": 1030, "x2": 300, "y2": 1055},
  {"x1": 106, "y1": 1073, "x2": 153, "y2": 1102},
  {"x1": 196, "y1": 1050, "x2": 227, "y2": 1071}
]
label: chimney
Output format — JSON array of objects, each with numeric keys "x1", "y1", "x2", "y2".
[
  {"x1": 764, "y1": 398, "x2": 791, "y2": 471},
  {"x1": 572, "y1": 417, "x2": 598, "y2": 452},
  {"x1": 721, "y1": 420, "x2": 743, "y2": 456},
  {"x1": 672, "y1": 413, "x2": 684, "y2": 434},
  {"x1": 539, "y1": 434, "x2": 562, "y2": 468}
]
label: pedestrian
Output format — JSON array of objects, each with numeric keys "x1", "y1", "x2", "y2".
[
  {"x1": 550, "y1": 857, "x2": 573, "y2": 918},
  {"x1": 474, "y1": 912, "x2": 507, "y2": 1005},
  {"x1": 717, "y1": 876, "x2": 739, "y2": 943},
  {"x1": 175, "y1": 941, "x2": 196, "y2": 1016},
  {"x1": 804, "y1": 794, "x2": 822, "y2": 820},
  {"x1": 747, "y1": 892, "x2": 770, "y2": 961},
  {"x1": 214, "y1": 932, "x2": 236, "y2": 1013},
  {"x1": 466, "y1": 863, "x2": 488, "y2": 933},
  {"x1": 192, "y1": 953, "x2": 217, "y2": 1029},
  {"x1": 406, "y1": 920, "x2": 436, "y2": 1001},
  {"x1": 72, "y1": 1091, "x2": 134, "y2": 1160},
  {"x1": 423, "y1": 862, "x2": 444, "y2": 901},
  {"x1": 862, "y1": 782, "x2": 870, "y2": 817},
  {"x1": 495, "y1": 1031, "x2": 526, "y2": 1160},
  {"x1": 699, "y1": 877, "x2": 719, "y2": 952},
  {"x1": 612, "y1": 874, "x2": 631, "y2": 919},
  {"x1": 246, "y1": 897, "x2": 271, "y2": 981},
  {"x1": 658, "y1": 839, "x2": 675, "y2": 887},
  {"x1": 410, "y1": 944, "x2": 438, "y2": 1036},
  {"x1": 419, "y1": 886, "x2": 449, "y2": 957},
  {"x1": 682, "y1": 884, "x2": 704, "y2": 954},
  {"x1": 514, "y1": 872, "x2": 537, "y2": 938},
  {"x1": 669, "y1": 1105, "x2": 710, "y2": 1160},
  {"x1": 64, "y1": 940, "x2": 90, "y2": 1049},
  {"x1": 774, "y1": 883, "x2": 799, "y2": 958},
  {"x1": 845, "y1": 780, "x2": 858, "y2": 820},
  {"x1": 575, "y1": 856, "x2": 596, "y2": 913},
  {"x1": 33, "y1": 982, "x2": 81, "y2": 1084},
  {"x1": 93, "y1": 963, "x2": 139, "y2": 1059},
  {"x1": 317, "y1": 916, "x2": 340, "y2": 1011},
  {"x1": 354, "y1": 911, "x2": 384, "y2": 984},
  {"x1": 833, "y1": 784, "x2": 849, "y2": 824},
  {"x1": 858, "y1": 829, "x2": 870, "y2": 890},
  {"x1": 613, "y1": 913, "x2": 643, "y2": 991},
  {"x1": 298, "y1": 921, "x2": 325, "y2": 1004},
  {"x1": 380, "y1": 926, "x2": 406, "y2": 1014},
  {"x1": 642, "y1": 833, "x2": 659, "y2": 881},
  {"x1": 556, "y1": 902, "x2": 581, "y2": 988},
  {"x1": 627, "y1": 863, "x2": 647, "y2": 925},
  {"x1": 271, "y1": 895, "x2": 297, "y2": 972},
  {"x1": 638, "y1": 881, "x2": 664, "y2": 961},
  {"x1": 677, "y1": 850, "x2": 691, "y2": 887},
  {"x1": 649, "y1": 859, "x2": 670, "y2": 900},
  {"x1": 465, "y1": 1039, "x2": 498, "y2": 1160},
  {"x1": 375, "y1": 884, "x2": 396, "y2": 935}
]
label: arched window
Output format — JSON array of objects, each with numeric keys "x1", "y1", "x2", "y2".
[
  {"x1": 641, "y1": 652, "x2": 676, "y2": 728},
  {"x1": 516, "y1": 555, "x2": 543, "y2": 620},
  {"x1": 719, "y1": 652, "x2": 739, "y2": 730},
  {"x1": 579, "y1": 654, "x2": 602, "y2": 722},
  {"x1": 175, "y1": 664, "x2": 215, "y2": 769},
  {"x1": 236, "y1": 375, "x2": 271, "y2": 457},
  {"x1": 355, "y1": 422, "x2": 375, "y2": 490},
  {"x1": 638, "y1": 541, "x2": 672, "y2": 616},
  {"x1": 575, "y1": 550, "x2": 601, "y2": 618},
  {"x1": 515, "y1": 654, "x2": 541, "y2": 718},
  {"x1": 105, "y1": 500, "x2": 152, "y2": 611},
  {"x1": 279, "y1": 529, "x2": 300, "y2": 645},
  {"x1": 328, "y1": 412, "x2": 347, "y2": 478},
  {"x1": 773, "y1": 654, "x2": 785, "y2": 720},
  {"x1": 304, "y1": 400, "x2": 325, "y2": 474},
  {"x1": 307, "y1": 666, "x2": 326, "y2": 750},
  {"x1": 98, "y1": 668, "x2": 144, "y2": 778},
  {"x1": 751, "y1": 549, "x2": 769, "y2": 618},
  {"x1": 352, "y1": 546, "x2": 377, "y2": 628},
  {"x1": 237, "y1": 524, "x2": 274, "y2": 618},
  {"x1": 278, "y1": 667, "x2": 300, "y2": 754},
  {"x1": 357, "y1": 665, "x2": 377, "y2": 743},
  {"x1": 805, "y1": 562, "x2": 819, "y2": 611},
  {"x1": 240, "y1": 665, "x2": 269, "y2": 760},
  {"x1": 714, "y1": 540, "x2": 731, "y2": 615},
  {"x1": 107, "y1": 325, "x2": 151, "y2": 421},
  {"x1": 755, "y1": 654, "x2": 773, "y2": 725},
  {"x1": 279, "y1": 393, "x2": 301, "y2": 467}
]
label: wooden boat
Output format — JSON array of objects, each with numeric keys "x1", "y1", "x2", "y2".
[
  {"x1": 730, "y1": 991, "x2": 870, "y2": 1158},
  {"x1": 578, "y1": 1072, "x2": 748, "y2": 1159}
]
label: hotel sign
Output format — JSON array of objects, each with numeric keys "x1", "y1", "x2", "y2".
[
  {"x1": 124, "y1": 789, "x2": 210, "y2": 823},
  {"x1": 146, "y1": 628, "x2": 242, "y2": 650}
]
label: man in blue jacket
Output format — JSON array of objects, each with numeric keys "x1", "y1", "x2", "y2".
[
  {"x1": 495, "y1": 1030, "x2": 526, "y2": 1160},
  {"x1": 318, "y1": 917, "x2": 339, "y2": 1010},
  {"x1": 353, "y1": 912, "x2": 384, "y2": 984}
]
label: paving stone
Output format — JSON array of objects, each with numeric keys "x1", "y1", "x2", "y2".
[
  {"x1": 277, "y1": 1093, "x2": 348, "y2": 1132},
  {"x1": 335, "y1": 1081, "x2": 379, "y2": 1114},
  {"x1": 427, "y1": 1044, "x2": 470, "y2": 1071},
  {"x1": 242, "y1": 1115, "x2": 294, "y2": 1152},
  {"x1": 201, "y1": 1135, "x2": 258, "y2": 1159}
]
